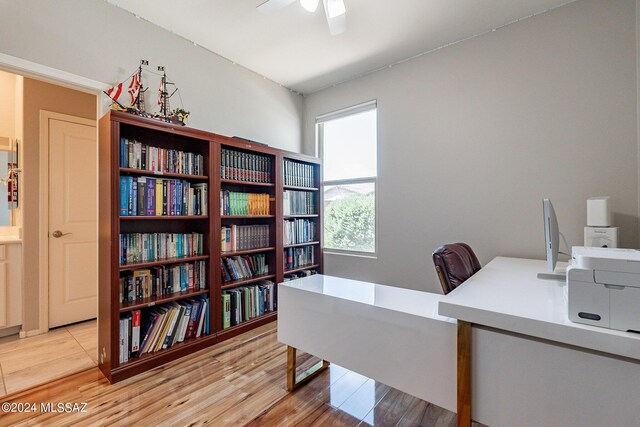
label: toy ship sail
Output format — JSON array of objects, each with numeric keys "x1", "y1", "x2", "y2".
[
  {"x1": 104, "y1": 60, "x2": 147, "y2": 113},
  {"x1": 157, "y1": 66, "x2": 189, "y2": 125}
]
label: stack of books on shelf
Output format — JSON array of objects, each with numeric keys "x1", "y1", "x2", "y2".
[
  {"x1": 220, "y1": 191, "x2": 270, "y2": 216},
  {"x1": 220, "y1": 148, "x2": 272, "y2": 183},
  {"x1": 119, "y1": 295, "x2": 209, "y2": 363},
  {"x1": 283, "y1": 159, "x2": 315, "y2": 188},
  {"x1": 221, "y1": 280, "x2": 276, "y2": 329},
  {"x1": 119, "y1": 176, "x2": 207, "y2": 217},
  {"x1": 284, "y1": 246, "x2": 314, "y2": 270},
  {"x1": 221, "y1": 225, "x2": 270, "y2": 252},
  {"x1": 221, "y1": 254, "x2": 269, "y2": 283},
  {"x1": 283, "y1": 190, "x2": 316, "y2": 215},
  {"x1": 284, "y1": 270, "x2": 318, "y2": 281},
  {"x1": 120, "y1": 138, "x2": 204, "y2": 176},
  {"x1": 120, "y1": 260, "x2": 206, "y2": 302},
  {"x1": 283, "y1": 219, "x2": 316, "y2": 245},
  {"x1": 119, "y1": 233, "x2": 204, "y2": 265}
]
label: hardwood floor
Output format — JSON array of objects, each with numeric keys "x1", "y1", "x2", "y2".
[{"x1": 0, "y1": 322, "x2": 472, "y2": 426}]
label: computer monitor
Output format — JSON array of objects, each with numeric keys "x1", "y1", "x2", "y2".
[
  {"x1": 543, "y1": 198, "x2": 559, "y2": 272},
  {"x1": 538, "y1": 198, "x2": 566, "y2": 280}
]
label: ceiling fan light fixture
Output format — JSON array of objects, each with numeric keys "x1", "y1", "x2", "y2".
[
  {"x1": 300, "y1": 0, "x2": 319, "y2": 12},
  {"x1": 325, "y1": 0, "x2": 346, "y2": 18}
]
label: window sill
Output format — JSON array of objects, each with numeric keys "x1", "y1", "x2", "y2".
[{"x1": 323, "y1": 250, "x2": 377, "y2": 260}]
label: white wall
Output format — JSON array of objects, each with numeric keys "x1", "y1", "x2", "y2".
[
  {"x1": 0, "y1": 0, "x2": 303, "y2": 152},
  {"x1": 304, "y1": 0, "x2": 639, "y2": 293}
]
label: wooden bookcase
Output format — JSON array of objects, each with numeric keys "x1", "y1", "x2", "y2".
[
  {"x1": 99, "y1": 111, "x2": 322, "y2": 382},
  {"x1": 280, "y1": 152, "x2": 323, "y2": 281}
]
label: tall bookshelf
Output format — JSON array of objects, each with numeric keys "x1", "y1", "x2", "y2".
[
  {"x1": 99, "y1": 111, "x2": 322, "y2": 382},
  {"x1": 213, "y1": 137, "x2": 280, "y2": 340},
  {"x1": 279, "y1": 153, "x2": 323, "y2": 282}
]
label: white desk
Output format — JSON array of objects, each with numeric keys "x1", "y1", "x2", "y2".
[
  {"x1": 278, "y1": 274, "x2": 458, "y2": 411},
  {"x1": 439, "y1": 257, "x2": 640, "y2": 427},
  {"x1": 279, "y1": 264, "x2": 640, "y2": 427}
]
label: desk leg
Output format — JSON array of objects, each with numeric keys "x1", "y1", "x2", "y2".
[
  {"x1": 457, "y1": 320, "x2": 472, "y2": 427},
  {"x1": 286, "y1": 345, "x2": 330, "y2": 392}
]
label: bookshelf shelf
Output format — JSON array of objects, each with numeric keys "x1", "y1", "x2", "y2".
[
  {"x1": 221, "y1": 215, "x2": 274, "y2": 219},
  {"x1": 284, "y1": 242, "x2": 320, "y2": 249},
  {"x1": 283, "y1": 185, "x2": 319, "y2": 191},
  {"x1": 120, "y1": 215, "x2": 208, "y2": 221},
  {"x1": 283, "y1": 214, "x2": 319, "y2": 219},
  {"x1": 221, "y1": 178, "x2": 274, "y2": 187},
  {"x1": 221, "y1": 247, "x2": 275, "y2": 257},
  {"x1": 119, "y1": 255, "x2": 210, "y2": 271},
  {"x1": 285, "y1": 264, "x2": 320, "y2": 275},
  {"x1": 219, "y1": 311, "x2": 278, "y2": 336},
  {"x1": 113, "y1": 334, "x2": 217, "y2": 377},
  {"x1": 119, "y1": 289, "x2": 210, "y2": 312},
  {"x1": 119, "y1": 168, "x2": 208, "y2": 181},
  {"x1": 221, "y1": 274, "x2": 276, "y2": 290}
]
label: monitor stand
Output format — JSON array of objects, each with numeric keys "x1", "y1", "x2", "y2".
[{"x1": 537, "y1": 266, "x2": 567, "y2": 281}]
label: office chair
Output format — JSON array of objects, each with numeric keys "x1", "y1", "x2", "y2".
[{"x1": 432, "y1": 243, "x2": 481, "y2": 295}]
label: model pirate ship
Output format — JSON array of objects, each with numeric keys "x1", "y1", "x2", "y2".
[{"x1": 104, "y1": 60, "x2": 190, "y2": 126}]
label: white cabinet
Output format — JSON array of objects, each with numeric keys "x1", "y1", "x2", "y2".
[{"x1": 0, "y1": 242, "x2": 21, "y2": 330}]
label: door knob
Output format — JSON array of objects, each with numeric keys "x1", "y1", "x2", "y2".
[{"x1": 52, "y1": 230, "x2": 71, "y2": 238}]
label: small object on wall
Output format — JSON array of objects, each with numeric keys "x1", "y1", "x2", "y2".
[{"x1": 584, "y1": 196, "x2": 617, "y2": 248}]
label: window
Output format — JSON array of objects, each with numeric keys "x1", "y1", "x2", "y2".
[{"x1": 317, "y1": 101, "x2": 377, "y2": 255}]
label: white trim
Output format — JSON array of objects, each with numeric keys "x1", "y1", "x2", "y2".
[
  {"x1": 38, "y1": 111, "x2": 97, "y2": 335},
  {"x1": 316, "y1": 100, "x2": 377, "y2": 123},
  {"x1": 0, "y1": 53, "x2": 109, "y2": 94}
]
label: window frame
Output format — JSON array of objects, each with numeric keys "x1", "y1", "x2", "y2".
[{"x1": 316, "y1": 100, "x2": 378, "y2": 258}]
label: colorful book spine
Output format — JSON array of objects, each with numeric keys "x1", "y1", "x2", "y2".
[
  {"x1": 120, "y1": 138, "x2": 204, "y2": 176},
  {"x1": 118, "y1": 176, "x2": 207, "y2": 217}
]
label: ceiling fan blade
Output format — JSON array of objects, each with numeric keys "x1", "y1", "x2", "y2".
[
  {"x1": 257, "y1": 0, "x2": 297, "y2": 13},
  {"x1": 323, "y1": 0, "x2": 347, "y2": 35}
]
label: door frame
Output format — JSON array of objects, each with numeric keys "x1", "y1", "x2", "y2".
[
  {"x1": 38, "y1": 111, "x2": 97, "y2": 334},
  {"x1": 0, "y1": 53, "x2": 107, "y2": 338}
]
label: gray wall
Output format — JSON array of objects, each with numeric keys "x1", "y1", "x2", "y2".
[
  {"x1": 0, "y1": 0, "x2": 303, "y2": 151},
  {"x1": 304, "y1": 0, "x2": 639, "y2": 293}
]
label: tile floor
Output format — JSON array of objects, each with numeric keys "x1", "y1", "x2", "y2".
[{"x1": 0, "y1": 319, "x2": 97, "y2": 396}]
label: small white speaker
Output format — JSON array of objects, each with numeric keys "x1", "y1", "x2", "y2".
[{"x1": 587, "y1": 196, "x2": 611, "y2": 227}]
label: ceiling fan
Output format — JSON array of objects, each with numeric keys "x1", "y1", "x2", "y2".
[{"x1": 257, "y1": 0, "x2": 347, "y2": 35}]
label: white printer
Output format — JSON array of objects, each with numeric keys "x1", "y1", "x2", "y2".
[{"x1": 567, "y1": 246, "x2": 640, "y2": 332}]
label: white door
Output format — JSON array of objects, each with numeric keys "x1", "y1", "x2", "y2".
[{"x1": 48, "y1": 116, "x2": 97, "y2": 328}]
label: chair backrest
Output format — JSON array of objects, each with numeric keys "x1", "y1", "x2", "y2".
[{"x1": 432, "y1": 243, "x2": 481, "y2": 295}]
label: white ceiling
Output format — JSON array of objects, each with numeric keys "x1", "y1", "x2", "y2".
[{"x1": 105, "y1": 0, "x2": 574, "y2": 94}]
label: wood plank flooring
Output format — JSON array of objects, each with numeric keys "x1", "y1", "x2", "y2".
[{"x1": 0, "y1": 322, "x2": 475, "y2": 426}]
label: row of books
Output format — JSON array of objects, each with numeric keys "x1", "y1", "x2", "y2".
[
  {"x1": 283, "y1": 190, "x2": 317, "y2": 216},
  {"x1": 222, "y1": 281, "x2": 276, "y2": 329},
  {"x1": 119, "y1": 296, "x2": 209, "y2": 363},
  {"x1": 283, "y1": 269, "x2": 318, "y2": 281},
  {"x1": 283, "y1": 218, "x2": 317, "y2": 245},
  {"x1": 119, "y1": 261, "x2": 206, "y2": 303},
  {"x1": 221, "y1": 254, "x2": 269, "y2": 283},
  {"x1": 221, "y1": 225, "x2": 270, "y2": 253},
  {"x1": 119, "y1": 233, "x2": 204, "y2": 266},
  {"x1": 120, "y1": 138, "x2": 205, "y2": 176},
  {"x1": 120, "y1": 176, "x2": 208, "y2": 217},
  {"x1": 284, "y1": 246, "x2": 315, "y2": 270},
  {"x1": 220, "y1": 191, "x2": 270, "y2": 216},
  {"x1": 220, "y1": 148, "x2": 272, "y2": 183},
  {"x1": 284, "y1": 159, "x2": 316, "y2": 188}
]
